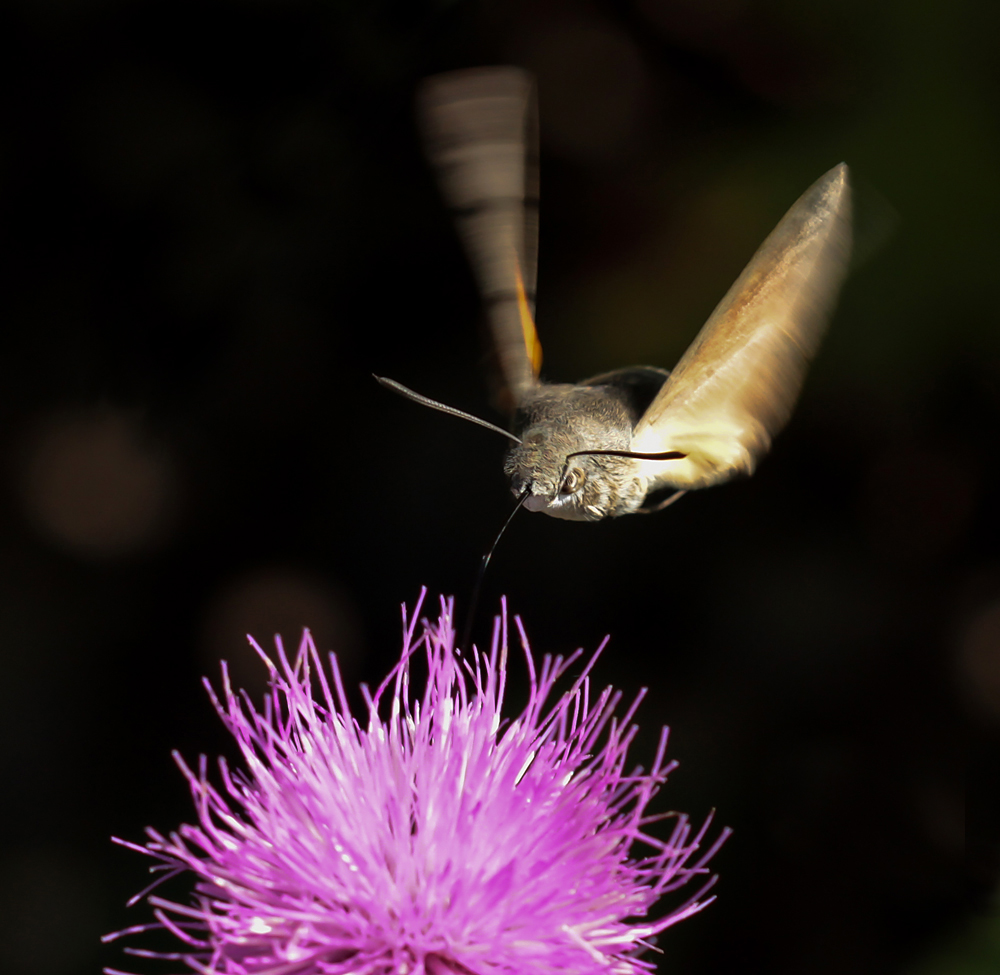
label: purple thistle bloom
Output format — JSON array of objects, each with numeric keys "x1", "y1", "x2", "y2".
[{"x1": 106, "y1": 593, "x2": 727, "y2": 975}]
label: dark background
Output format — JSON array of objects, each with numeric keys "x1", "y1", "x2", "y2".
[{"x1": 1, "y1": 1, "x2": 998, "y2": 973}]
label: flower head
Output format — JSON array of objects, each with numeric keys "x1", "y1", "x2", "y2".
[{"x1": 107, "y1": 593, "x2": 726, "y2": 975}]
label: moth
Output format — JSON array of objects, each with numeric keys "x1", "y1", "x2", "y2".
[{"x1": 380, "y1": 67, "x2": 852, "y2": 521}]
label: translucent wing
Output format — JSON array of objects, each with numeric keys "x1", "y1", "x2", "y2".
[
  {"x1": 418, "y1": 67, "x2": 542, "y2": 407},
  {"x1": 631, "y1": 164, "x2": 852, "y2": 491}
]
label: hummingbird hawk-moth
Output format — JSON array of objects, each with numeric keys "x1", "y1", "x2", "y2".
[{"x1": 380, "y1": 67, "x2": 852, "y2": 521}]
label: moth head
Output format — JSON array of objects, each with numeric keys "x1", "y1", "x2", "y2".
[
  {"x1": 506, "y1": 446, "x2": 648, "y2": 521},
  {"x1": 503, "y1": 385, "x2": 647, "y2": 521}
]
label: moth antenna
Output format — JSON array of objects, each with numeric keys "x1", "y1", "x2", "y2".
[
  {"x1": 461, "y1": 486, "x2": 531, "y2": 652},
  {"x1": 375, "y1": 376, "x2": 521, "y2": 444}
]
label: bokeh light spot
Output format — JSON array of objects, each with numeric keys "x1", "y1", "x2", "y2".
[
  {"x1": 18, "y1": 407, "x2": 179, "y2": 560},
  {"x1": 956, "y1": 600, "x2": 1000, "y2": 723},
  {"x1": 200, "y1": 566, "x2": 361, "y2": 695}
]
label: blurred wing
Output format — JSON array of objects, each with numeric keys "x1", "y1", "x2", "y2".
[
  {"x1": 418, "y1": 67, "x2": 541, "y2": 407},
  {"x1": 632, "y1": 164, "x2": 852, "y2": 490}
]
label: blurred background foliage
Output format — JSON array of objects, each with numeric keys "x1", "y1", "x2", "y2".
[{"x1": 0, "y1": 0, "x2": 997, "y2": 973}]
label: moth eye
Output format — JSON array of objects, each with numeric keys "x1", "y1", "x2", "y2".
[{"x1": 560, "y1": 468, "x2": 585, "y2": 495}]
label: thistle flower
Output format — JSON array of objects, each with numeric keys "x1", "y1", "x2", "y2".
[{"x1": 106, "y1": 593, "x2": 727, "y2": 975}]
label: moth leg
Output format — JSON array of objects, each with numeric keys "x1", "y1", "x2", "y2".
[{"x1": 637, "y1": 489, "x2": 687, "y2": 514}]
